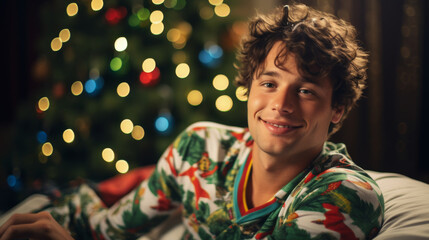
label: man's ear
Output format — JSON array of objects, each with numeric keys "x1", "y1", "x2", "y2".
[{"x1": 331, "y1": 106, "x2": 344, "y2": 124}]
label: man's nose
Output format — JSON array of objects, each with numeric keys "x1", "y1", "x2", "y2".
[{"x1": 271, "y1": 88, "x2": 295, "y2": 114}]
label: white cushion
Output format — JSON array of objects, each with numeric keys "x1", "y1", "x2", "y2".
[{"x1": 367, "y1": 170, "x2": 429, "y2": 239}]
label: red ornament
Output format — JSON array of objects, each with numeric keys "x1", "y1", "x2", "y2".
[
  {"x1": 105, "y1": 7, "x2": 127, "y2": 25},
  {"x1": 139, "y1": 67, "x2": 160, "y2": 86}
]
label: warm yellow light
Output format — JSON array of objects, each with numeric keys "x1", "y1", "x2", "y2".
[
  {"x1": 114, "y1": 37, "x2": 128, "y2": 52},
  {"x1": 142, "y1": 58, "x2": 156, "y2": 72},
  {"x1": 120, "y1": 119, "x2": 134, "y2": 134},
  {"x1": 38, "y1": 97, "x2": 50, "y2": 111},
  {"x1": 117, "y1": 82, "x2": 130, "y2": 97},
  {"x1": 91, "y1": 0, "x2": 103, "y2": 11},
  {"x1": 150, "y1": 10, "x2": 164, "y2": 24},
  {"x1": 208, "y1": 0, "x2": 223, "y2": 6},
  {"x1": 215, "y1": 95, "x2": 233, "y2": 112},
  {"x1": 200, "y1": 6, "x2": 214, "y2": 20},
  {"x1": 214, "y1": 3, "x2": 230, "y2": 17},
  {"x1": 235, "y1": 86, "x2": 248, "y2": 101},
  {"x1": 212, "y1": 74, "x2": 229, "y2": 91},
  {"x1": 102, "y1": 148, "x2": 115, "y2": 162},
  {"x1": 178, "y1": 22, "x2": 192, "y2": 36},
  {"x1": 59, "y1": 29, "x2": 71, "y2": 42},
  {"x1": 71, "y1": 81, "x2": 83, "y2": 96},
  {"x1": 131, "y1": 125, "x2": 145, "y2": 140},
  {"x1": 150, "y1": 22, "x2": 164, "y2": 35},
  {"x1": 167, "y1": 28, "x2": 181, "y2": 42},
  {"x1": 62, "y1": 129, "x2": 75, "y2": 143},
  {"x1": 187, "y1": 90, "x2": 203, "y2": 106},
  {"x1": 116, "y1": 160, "x2": 129, "y2": 173},
  {"x1": 66, "y1": 3, "x2": 78, "y2": 17},
  {"x1": 175, "y1": 63, "x2": 190, "y2": 78},
  {"x1": 42, "y1": 142, "x2": 53, "y2": 156},
  {"x1": 51, "y1": 37, "x2": 62, "y2": 51},
  {"x1": 152, "y1": 0, "x2": 165, "y2": 4}
]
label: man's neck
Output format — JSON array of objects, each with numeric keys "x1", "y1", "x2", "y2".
[{"x1": 246, "y1": 147, "x2": 321, "y2": 209}]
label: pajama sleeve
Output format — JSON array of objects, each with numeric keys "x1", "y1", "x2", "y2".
[
  {"x1": 270, "y1": 170, "x2": 384, "y2": 240},
  {"x1": 45, "y1": 136, "x2": 186, "y2": 239}
]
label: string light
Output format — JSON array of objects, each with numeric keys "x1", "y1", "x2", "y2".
[
  {"x1": 41, "y1": 142, "x2": 53, "y2": 156},
  {"x1": 139, "y1": 67, "x2": 160, "y2": 86},
  {"x1": 212, "y1": 74, "x2": 229, "y2": 91},
  {"x1": 38, "y1": 97, "x2": 50, "y2": 111},
  {"x1": 59, "y1": 29, "x2": 71, "y2": 42},
  {"x1": 114, "y1": 37, "x2": 128, "y2": 52},
  {"x1": 175, "y1": 63, "x2": 190, "y2": 78},
  {"x1": 120, "y1": 119, "x2": 134, "y2": 134},
  {"x1": 150, "y1": 22, "x2": 164, "y2": 35},
  {"x1": 200, "y1": 6, "x2": 214, "y2": 20},
  {"x1": 116, "y1": 160, "x2": 129, "y2": 173},
  {"x1": 214, "y1": 3, "x2": 230, "y2": 17},
  {"x1": 84, "y1": 77, "x2": 104, "y2": 95},
  {"x1": 51, "y1": 37, "x2": 62, "y2": 51},
  {"x1": 150, "y1": 10, "x2": 164, "y2": 24},
  {"x1": 62, "y1": 129, "x2": 75, "y2": 143},
  {"x1": 91, "y1": 0, "x2": 104, "y2": 11},
  {"x1": 152, "y1": 0, "x2": 165, "y2": 5},
  {"x1": 102, "y1": 148, "x2": 115, "y2": 162},
  {"x1": 66, "y1": 3, "x2": 78, "y2": 17},
  {"x1": 187, "y1": 90, "x2": 203, "y2": 106},
  {"x1": 235, "y1": 86, "x2": 248, "y2": 101},
  {"x1": 155, "y1": 113, "x2": 173, "y2": 133},
  {"x1": 117, "y1": 82, "x2": 130, "y2": 97},
  {"x1": 37, "y1": 131, "x2": 47, "y2": 144},
  {"x1": 215, "y1": 95, "x2": 233, "y2": 112},
  {"x1": 142, "y1": 58, "x2": 156, "y2": 72},
  {"x1": 110, "y1": 57, "x2": 122, "y2": 71},
  {"x1": 71, "y1": 81, "x2": 84, "y2": 96},
  {"x1": 137, "y1": 8, "x2": 150, "y2": 21},
  {"x1": 208, "y1": 0, "x2": 223, "y2": 6},
  {"x1": 131, "y1": 125, "x2": 145, "y2": 140}
]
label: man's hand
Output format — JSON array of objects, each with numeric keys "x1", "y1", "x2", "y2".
[{"x1": 0, "y1": 211, "x2": 74, "y2": 240}]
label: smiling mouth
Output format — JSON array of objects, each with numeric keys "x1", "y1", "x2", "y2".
[{"x1": 262, "y1": 120, "x2": 301, "y2": 129}]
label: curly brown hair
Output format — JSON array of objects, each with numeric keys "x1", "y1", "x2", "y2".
[{"x1": 235, "y1": 4, "x2": 368, "y2": 135}]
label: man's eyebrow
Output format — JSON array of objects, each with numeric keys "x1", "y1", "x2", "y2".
[{"x1": 259, "y1": 70, "x2": 322, "y2": 86}]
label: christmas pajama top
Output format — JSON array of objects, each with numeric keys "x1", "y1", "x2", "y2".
[{"x1": 43, "y1": 121, "x2": 384, "y2": 239}]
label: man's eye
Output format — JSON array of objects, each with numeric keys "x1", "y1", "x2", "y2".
[
  {"x1": 262, "y1": 82, "x2": 275, "y2": 88},
  {"x1": 298, "y1": 89, "x2": 313, "y2": 95}
]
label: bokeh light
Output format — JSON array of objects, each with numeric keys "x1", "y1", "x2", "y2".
[
  {"x1": 37, "y1": 131, "x2": 48, "y2": 144},
  {"x1": 116, "y1": 160, "x2": 129, "y2": 173},
  {"x1": 114, "y1": 37, "x2": 128, "y2": 52},
  {"x1": 91, "y1": 0, "x2": 104, "y2": 11},
  {"x1": 41, "y1": 142, "x2": 53, "y2": 156},
  {"x1": 59, "y1": 29, "x2": 71, "y2": 42},
  {"x1": 62, "y1": 129, "x2": 75, "y2": 143},
  {"x1": 137, "y1": 8, "x2": 150, "y2": 21},
  {"x1": 208, "y1": 0, "x2": 223, "y2": 6},
  {"x1": 150, "y1": 10, "x2": 164, "y2": 24},
  {"x1": 102, "y1": 148, "x2": 115, "y2": 162},
  {"x1": 51, "y1": 37, "x2": 62, "y2": 51},
  {"x1": 175, "y1": 63, "x2": 190, "y2": 78},
  {"x1": 131, "y1": 125, "x2": 145, "y2": 140},
  {"x1": 187, "y1": 90, "x2": 203, "y2": 106},
  {"x1": 150, "y1": 22, "x2": 164, "y2": 35},
  {"x1": 139, "y1": 67, "x2": 160, "y2": 86},
  {"x1": 142, "y1": 58, "x2": 156, "y2": 72},
  {"x1": 71, "y1": 81, "x2": 84, "y2": 96},
  {"x1": 66, "y1": 3, "x2": 78, "y2": 17},
  {"x1": 110, "y1": 57, "x2": 122, "y2": 71},
  {"x1": 117, "y1": 82, "x2": 130, "y2": 97},
  {"x1": 199, "y1": 6, "x2": 214, "y2": 20},
  {"x1": 152, "y1": 0, "x2": 165, "y2": 5},
  {"x1": 120, "y1": 119, "x2": 134, "y2": 134},
  {"x1": 215, "y1": 95, "x2": 233, "y2": 112},
  {"x1": 235, "y1": 86, "x2": 248, "y2": 101},
  {"x1": 38, "y1": 97, "x2": 50, "y2": 111},
  {"x1": 214, "y1": 3, "x2": 230, "y2": 17},
  {"x1": 212, "y1": 74, "x2": 229, "y2": 91}
]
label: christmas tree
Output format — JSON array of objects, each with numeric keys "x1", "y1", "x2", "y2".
[{"x1": 3, "y1": 0, "x2": 250, "y2": 208}]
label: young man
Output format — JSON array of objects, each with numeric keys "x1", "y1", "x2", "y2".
[{"x1": 0, "y1": 3, "x2": 384, "y2": 240}]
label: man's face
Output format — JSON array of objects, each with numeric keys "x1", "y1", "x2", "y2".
[{"x1": 247, "y1": 42, "x2": 343, "y2": 162}]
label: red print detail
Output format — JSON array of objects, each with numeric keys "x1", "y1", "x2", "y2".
[{"x1": 322, "y1": 203, "x2": 358, "y2": 240}]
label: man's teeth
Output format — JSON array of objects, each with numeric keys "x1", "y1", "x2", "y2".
[{"x1": 267, "y1": 122, "x2": 290, "y2": 128}]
